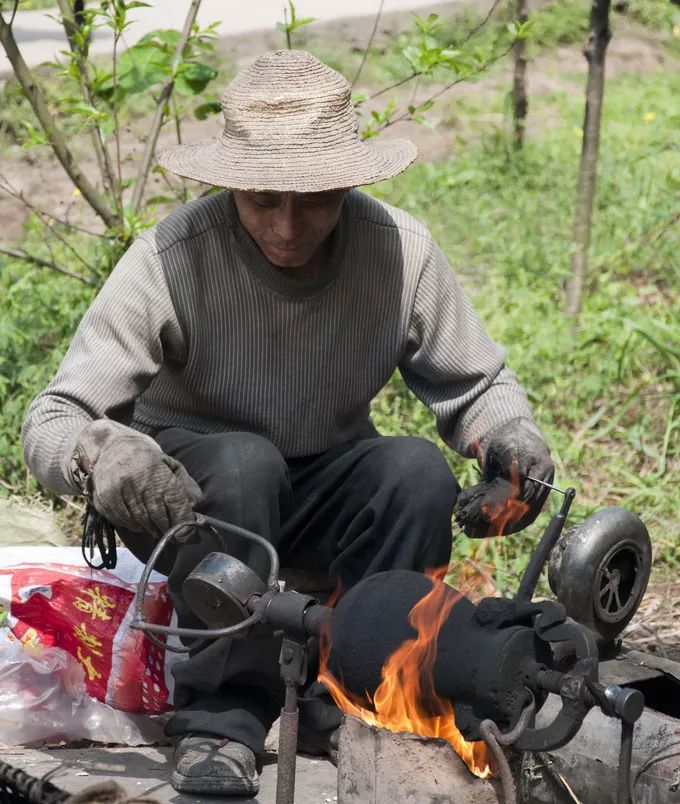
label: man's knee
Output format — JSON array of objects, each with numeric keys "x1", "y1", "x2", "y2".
[
  {"x1": 159, "y1": 429, "x2": 289, "y2": 498},
  {"x1": 205, "y1": 432, "x2": 288, "y2": 492},
  {"x1": 374, "y1": 436, "x2": 460, "y2": 511}
]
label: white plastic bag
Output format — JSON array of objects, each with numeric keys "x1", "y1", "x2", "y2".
[{"x1": 0, "y1": 630, "x2": 166, "y2": 746}]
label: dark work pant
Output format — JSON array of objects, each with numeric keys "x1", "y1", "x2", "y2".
[{"x1": 119, "y1": 430, "x2": 459, "y2": 753}]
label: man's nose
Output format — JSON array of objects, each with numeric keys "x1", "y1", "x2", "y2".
[{"x1": 272, "y1": 196, "x2": 301, "y2": 240}]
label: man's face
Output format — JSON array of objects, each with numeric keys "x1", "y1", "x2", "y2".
[{"x1": 233, "y1": 190, "x2": 347, "y2": 269}]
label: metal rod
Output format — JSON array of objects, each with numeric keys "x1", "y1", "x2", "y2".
[
  {"x1": 516, "y1": 487, "x2": 576, "y2": 602},
  {"x1": 133, "y1": 608, "x2": 265, "y2": 640},
  {"x1": 617, "y1": 720, "x2": 635, "y2": 804},
  {"x1": 132, "y1": 521, "x2": 193, "y2": 624},
  {"x1": 526, "y1": 476, "x2": 569, "y2": 495},
  {"x1": 479, "y1": 697, "x2": 535, "y2": 804},
  {"x1": 276, "y1": 706, "x2": 299, "y2": 804}
]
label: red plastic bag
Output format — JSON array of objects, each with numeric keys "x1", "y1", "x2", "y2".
[{"x1": 0, "y1": 549, "x2": 174, "y2": 714}]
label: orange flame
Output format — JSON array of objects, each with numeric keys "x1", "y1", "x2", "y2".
[
  {"x1": 483, "y1": 463, "x2": 529, "y2": 537},
  {"x1": 318, "y1": 566, "x2": 492, "y2": 778}
]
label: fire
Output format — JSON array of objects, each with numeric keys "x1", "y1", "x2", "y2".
[
  {"x1": 317, "y1": 473, "x2": 532, "y2": 777},
  {"x1": 482, "y1": 463, "x2": 529, "y2": 537},
  {"x1": 318, "y1": 566, "x2": 492, "y2": 778}
]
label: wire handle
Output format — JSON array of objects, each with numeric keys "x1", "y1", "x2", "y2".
[{"x1": 130, "y1": 515, "x2": 281, "y2": 651}]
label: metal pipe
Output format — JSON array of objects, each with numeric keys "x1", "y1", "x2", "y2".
[
  {"x1": 276, "y1": 707, "x2": 299, "y2": 804},
  {"x1": 516, "y1": 488, "x2": 575, "y2": 602},
  {"x1": 302, "y1": 601, "x2": 332, "y2": 637},
  {"x1": 617, "y1": 720, "x2": 634, "y2": 804},
  {"x1": 479, "y1": 700, "x2": 535, "y2": 804}
]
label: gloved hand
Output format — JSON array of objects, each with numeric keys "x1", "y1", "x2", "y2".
[
  {"x1": 66, "y1": 419, "x2": 204, "y2": 537},
  {"x1": 455, "y1": 418, "x2": 554, "y2": 538}
]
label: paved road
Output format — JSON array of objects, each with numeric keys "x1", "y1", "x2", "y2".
[
  {"x1": 0, "y1": 0, "x2": 442, "y2": 77},
  {"x1": 4, "y1": 743, "x2": 338, "y2": 804}
]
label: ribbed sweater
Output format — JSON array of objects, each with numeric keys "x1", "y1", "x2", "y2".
[{"x1": 22, "y1": 189, "x2": 534, "y2": 495}]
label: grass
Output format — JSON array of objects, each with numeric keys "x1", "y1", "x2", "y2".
[{"x1": 365, "y1": 68, "x2": 679, "y2": 589}]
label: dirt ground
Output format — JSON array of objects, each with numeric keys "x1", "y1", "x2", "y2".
[{"x1": 0, "y1": 7, "x2": 677, "y2": 245}]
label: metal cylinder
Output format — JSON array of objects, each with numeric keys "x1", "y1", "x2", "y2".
[{"x1": 325, "y1": 570, "x2": 550, "y2": 740}]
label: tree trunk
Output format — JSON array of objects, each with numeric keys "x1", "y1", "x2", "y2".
[
  {"x1": 512, "y1": 0, "x2": 528, "y2": 149},
  {"x1": 564, "y1": 0, "x2": 612, "y2": 317}
]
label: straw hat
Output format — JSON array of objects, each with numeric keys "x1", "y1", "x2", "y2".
[{"x1": 158, "y1": 50, "x2": 417, "y2": 192}]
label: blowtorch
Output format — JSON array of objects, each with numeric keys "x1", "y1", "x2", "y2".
[{"x1": 130, "y1": 483, "x2": 652, "y2": 804}]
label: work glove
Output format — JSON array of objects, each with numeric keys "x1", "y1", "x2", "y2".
[
  {"x1": 455, "y1": 418, "x2": 554, "y2": 538},
  {"x1": 67, "y1": 419, "x2": 204, "y2": 538}
]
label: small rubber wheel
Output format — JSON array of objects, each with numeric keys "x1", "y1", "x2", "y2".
[{"x1": 548, "y1": 507, "x2": 652, "y2": 641}]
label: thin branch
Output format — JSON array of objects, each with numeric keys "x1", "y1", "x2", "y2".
[
  {"x1": 56, "y1": 0, "x2": 118, "y2": 201},
  {"x1": 565, "y1": 0, "x2": 613, "y2": 317},
  {"x1": 0, "y1": 173, "x2": 103, "y2": 237},
  {"x1": 171, "y1": 96, "x2": 182, "y2": 144},
  {"x1": 8, "y1": 0, "x2": 18, "y2": 28},
  {"x1": 376, "y1": 44, "x2": 514, "y2": 132},
  {"x1": 361, "y1": 0, "x2": 504, "y2": 105},
  {"x1": 351, "y1": 0, "x2": 385, "y2": 88},
  {"x1": 409, "y1": 75, "x2": 420, "y2": 107},
  {"x1": 0, "y1": 177, "x2": 97, "y2": 272},
  {"x1": 130, "y1": 0, "x2": 202, "y2": 213},
  {"x1": 156, "y1": 163, "x2": 190, "y2": 203},
  {"x1": 457, "y1": 0, "x2": 504, "y2": 47},
  {"x1": 364, "y1": 71, "x2": 417, "y2": 105},
  {"x1": 589, "y1": 209, "x2": 680, "y2": 272},
  {"x1": 111, "y1": 28, "x2": 123, "y2": 215},
  {"x1": 0, "y1": 10, "x2": 117, "y2": 228},
  {"x1": 512, "y1": 0, "x2": 529, "y2": 148},
  {"x1": 0, "y1": 247, "x2": 96, "y2": 285},
  {"x1": 284, "y1": 5, "x2": 291, "y2": 50}
]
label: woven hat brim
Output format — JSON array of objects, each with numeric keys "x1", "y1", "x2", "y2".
[{"x1": 157, "y1": 136, "x2": 417, "y2": 192}]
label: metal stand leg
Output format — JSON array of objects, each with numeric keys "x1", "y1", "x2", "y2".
[{"x1": 276, "y1": 638, "x2": 308, "y2": 804}]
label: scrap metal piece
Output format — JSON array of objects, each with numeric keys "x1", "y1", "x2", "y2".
[{"x1": 519, "y1": 695, "x2": 680, "y2": 804}]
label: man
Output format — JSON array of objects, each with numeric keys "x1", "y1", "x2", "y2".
[{"x1": 22, "y1": 50, "x2": 553, "y2": 796}]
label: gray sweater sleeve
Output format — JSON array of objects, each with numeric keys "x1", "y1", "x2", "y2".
[
  {"x1": 399, "y1": 239, "x2": 534, "y2": 459},
  {"x1": 21, "y1": 235, "x2": 184, "y2": 495}
]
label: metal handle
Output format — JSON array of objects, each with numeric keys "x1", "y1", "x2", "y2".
[
  {"x1": 516, "y1": 487, "x2": 576, "y2": 603},
  {"x1": 130, "y1": 515, "x2": 281, "y2": 646}
]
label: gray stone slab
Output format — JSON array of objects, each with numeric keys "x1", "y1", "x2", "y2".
[{"x1": 2, "y1": 745, "x2": 338, "y2": 804}]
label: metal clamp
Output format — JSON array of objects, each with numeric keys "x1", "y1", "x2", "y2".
[{"x1": 515, "y1": 612, "x2": 599, "y2": 751}]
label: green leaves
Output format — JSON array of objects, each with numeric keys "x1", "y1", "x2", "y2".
[
  {"x1": 400, "y1": 13, "x2": 483, "y2": 78},
  {"x1": 194, "y1": 100, "x2": 222, "y2": 120},
  {"x1": 104, "y1": 0, "x2": 152, "y2": 36},
  {"x1": 20, "y1": 122, "x2": 49, "y2": 147},
  {"x1": 355, "y1": 9, "x2": 515, "y2": 140},
  {"x1": 361, "y1": 99, "x2": 397, "y2": 139},
  {"x1": 176, "y1": 61, "x2": 218, "y2": 96},
  {"x1": 276, "y1": 1, "x2": 315, "y2": 48},
  {"x1": 95, "y1": 28, "x2": 218, "y2": 99}
]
